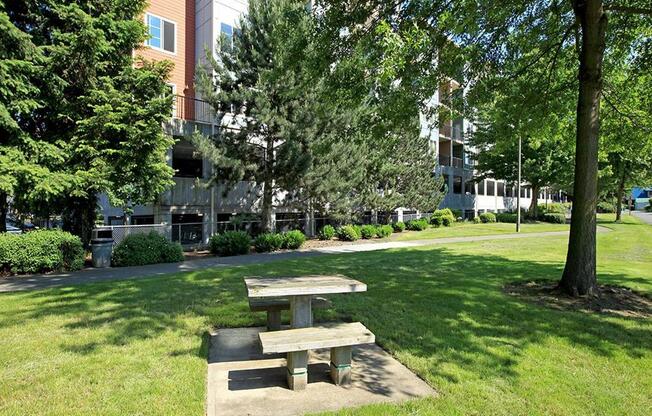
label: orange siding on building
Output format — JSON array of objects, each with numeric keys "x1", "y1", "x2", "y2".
[{"x1": 137, "y1": 0, "x2": 195, "y2": 99}]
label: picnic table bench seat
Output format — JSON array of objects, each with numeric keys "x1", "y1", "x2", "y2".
[
  {"x1": 249, "y1": 296, "x2": 332, "y2": 331},
  {"x1": 259, "y1": 322, "x2": 375, "y2": 390}
]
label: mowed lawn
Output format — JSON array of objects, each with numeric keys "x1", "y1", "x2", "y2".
[
  {"x1": 392, "y1": 220, "x2": 569, "y2": 241},
  {"x1": 0, "y1": 215, "x2": 650, "y2": 415}
]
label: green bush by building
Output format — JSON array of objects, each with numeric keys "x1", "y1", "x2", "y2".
[
  {"x1": 112, "y1": 231, "x2": 184, "y2": 267},
  {"x1": 0, "y1": 230, "x2": 84, "y2": 275}
]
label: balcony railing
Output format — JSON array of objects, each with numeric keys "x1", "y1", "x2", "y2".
[
  {"x1": 438, "y1": 154, "x2": 450, "y2": 166},
  {"x1": 439, "y1": 121, "x2": 452, "y2": 139},
  {"x1": 452, "y1": 157, "x2": 464, "y2": 169},
  {"x1": 173, "y1": 95, "x2": 217, "y2": 125}
]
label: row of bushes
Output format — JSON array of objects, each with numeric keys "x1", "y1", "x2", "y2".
[
  {"x1": 209, "y1": 230, "x2": 307, "y2": 256},
  {"x1": 0, "y1": 230, "x2": 84, "y2": 274},
  {"x1": 494, "y1": 211, "x2": 565, "y2": 224},
  {"x1": 329, "y1": 224, "x2": 395, "y2": 242}
]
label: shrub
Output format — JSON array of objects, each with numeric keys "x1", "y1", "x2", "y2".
[
  {"x1": 431, "y1": 209, "x2": 455, "y2": 227},
  {"x1": 253, "y1": 233, "x2": 284, "y2": 252},
  {"x1": 496, "y1": 213, "x2": 518, "y2": 223},
  {"x1": 112, "y1": 231, "x2": 184, "y2": 267},
  {"x1": 281, "y1": 230, "x2": 306, "y2": 249},
  {"x1": 597, "y1": 200, "x2": 616, "y2": 213},
  {"x1": 376, "y1": 224, "x2": 393, "y2": 238},
  {"x1": 473, "y1": 216, "x2": 481, "y2": 224},
  {"x1": 360, "y1": 224, "x2": 377, "y2": 239},
  {"x1": 406, "y1": 218, "x2": 429, "y2": 231},
  {"x1": 392, "y1": 221, "x2": 406, "y2": 232},
  {"x1": 543, "y1": 213, "x2": 566, "y2": 224},
  {"x1": 318, "y1": 225, "x2": 335, "y2": 240},
  {"x1": 540, "y1": 203, "x2": 566, "y2": 214},
  {"x1": 0, "y1": 230, "x2": 84, "y2": 274},
  {"x1": 451, "y1": 208, "x2": 463, "y2": 220},
  {"x1": 479, "y1": 212, "x2": 496, "y2": 223},
  {"x1": 209, "y1": 231, "x2": 251, "y2": 256},
  {"x1": 336, "y1": 225, "x2": 360, "y2": 241}
]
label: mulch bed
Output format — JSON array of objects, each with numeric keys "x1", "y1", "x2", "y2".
[{"x1": 504, "y1": 280, "x2": 652, "y2": 318}]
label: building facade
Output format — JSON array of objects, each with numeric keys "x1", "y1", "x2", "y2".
[{"x1": 99, "y1": 0, "x2": 555, "y2": 242}]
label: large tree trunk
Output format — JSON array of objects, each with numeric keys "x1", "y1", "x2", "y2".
[
  {"x1": 559, "y1": 0, "x2": 606, "y2": 297},
  {"x1": 0, "y1": 192, "x2": 7, "y2": 233},
  {"x1": 260, "y1": 138, "x2": 275, "y2": 233},
  {"x1": 615, "y1": 160, "x2": 626, "y2": 222},
  {"x1": 63, "y1": 196, "x2": 97, "y2": 248},
  {"x1": 529, "y1": 185, "x2": 540, "y2": 219}
]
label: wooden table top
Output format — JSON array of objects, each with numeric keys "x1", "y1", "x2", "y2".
[{"x1": 244, "y1": 275, "x2": 367, "y2": 298}]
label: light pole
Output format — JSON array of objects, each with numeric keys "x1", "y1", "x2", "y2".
[{"x1": 516, "y1": 133, "x2": 522, "y2": 233}]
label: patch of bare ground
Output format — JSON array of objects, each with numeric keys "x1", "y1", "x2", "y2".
[{"x1": 504, "y1": 280, "x2": 652, "y2": 318}]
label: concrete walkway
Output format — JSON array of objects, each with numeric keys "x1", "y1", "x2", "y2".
[
  {"x1": 0, "y1": 229, "x2": 582, "y2": 293},
  {"x1": 631, "y1": 210, "x2": 652, "y2": 225}
]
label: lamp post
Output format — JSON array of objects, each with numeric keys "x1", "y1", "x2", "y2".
[{"x1": 516, "y1": 133, "x2": 522, "y2": 233}]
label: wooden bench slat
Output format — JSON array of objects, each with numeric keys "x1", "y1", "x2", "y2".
[
  {"x1": 248, "y1": 296, "x2": 331, "y2": 312},
  {"x1": 259, "y1": 322, "x2": 375, "y2": 354}
]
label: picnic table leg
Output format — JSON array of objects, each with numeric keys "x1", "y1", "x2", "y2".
[
  {"x1": 287, "y1": 350, "x2": 308, "y2": 390},
  {"x1": 290, "y1": 295, "x2": 312, "y2": 328},
  {"x1": 330, "y1": 346, "x2": 352, "y2": 385},
  {"x1": 267, "y1": 310, "x2": 282, "y2": 331}
]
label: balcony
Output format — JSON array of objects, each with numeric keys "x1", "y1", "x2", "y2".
[
  {"x1": 173, "y1": 95, "x2": 216, "y2": 125},
  {"x1": 438, "y1": 154, "x2": 450, "y2": 166},
  {"x1": 452, "y1": 157, "x2": 464, "y2": 169},
  {"x1": 439, "y1": 120, "x2": 452, "y2": 139}
]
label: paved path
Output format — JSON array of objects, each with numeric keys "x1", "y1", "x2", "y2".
[
  {"x1": 0, "y1": 229, "x2": 587, "y2": 293},
  {"x1": 631, "y1": 210, "x2": 652, "y2": 225}
]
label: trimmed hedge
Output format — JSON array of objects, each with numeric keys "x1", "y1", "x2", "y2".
[
  {"x1": 318, "y1": 225, "x2": 335, "y2": 240},
  {"x1": 479, "y1": 212, "x2": 496, "y2": 223},
  {"x1": 281, "y1": 230, "x2": 306, "y2": 249},
  {"x1": 451, "y1": 208, "x2": 463, "y2": 219},
  {"x1": 406, "y1": 218, "x2": 429, "y2": 231},
  {"x1": 496, "y1": 213, "x2": 518, "y2": 223},
  {"x1": 0, "y1": 230, "x2": 84, "y2": 274},
  {"x1": 392, "y1": 221, "x2": 405, "y2": 232},
  {"x1": 112, "y1": 231, "x2": 184, "y2": 267},
  {"x1": 431, "y1": 209, "x2": 455, "y2": 227},
  {"x1": 254, "y1": 233, "x2": 284, "y2": 252},
  {"x1": 360, "y1": 224, "x2": 377, "y2": 239},
  {"x1": 336, "y1": 225, "x2": 360, "y2": 241},
  {"x1": 209, "y1": 231, "x2": 251, "y2": 256},
  {"x1": 376, "y1": 224, "x2": 393, "y2": 238},
  {"x1": 473, "y1": 216, "x2": 481, "y2": 224},
  {"x1": 542, "y1": 213, "x2": 566, "y2": 224}
]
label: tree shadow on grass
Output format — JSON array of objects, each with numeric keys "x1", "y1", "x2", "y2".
[{"x1": 0, "y1": 245, "x2": 650, "y2": 387}]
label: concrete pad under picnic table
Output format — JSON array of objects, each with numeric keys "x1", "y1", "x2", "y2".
[{"x1": 206, "y1": 326, "x2": 436, "y2": 416}]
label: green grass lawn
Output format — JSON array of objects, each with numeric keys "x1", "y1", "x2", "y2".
[
  {"x1": 1, "y1": 215, "x2": 650, "y2": 415},
  {"x1": 391, "y1": 221, "x2": 569, "y2": 241}
]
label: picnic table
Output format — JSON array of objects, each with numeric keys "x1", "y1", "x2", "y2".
[
  {"x1": 244, "y1": 274, "x2": 374, "y2": 390},
  {"x1": 244, "y1": 275, "x2": 367, "y2": 329}
]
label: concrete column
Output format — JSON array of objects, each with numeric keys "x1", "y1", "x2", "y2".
[
  {"x1": 290, "y1": 295, "x2": 312, "y2": 328},
  {"x1": 266, "y1": 310, "x2": 282, "y2": 331},
  {"x1": 330, "y1": 346, "x2": 352, "y2": 385},
  {"x1": 397, "y1": 209, "x2": 403, "y2": 223},
  {"x1": 287, "y1": 350, "x2": 308, "y2": 390},
  {"x1": 450, "y1": 140, "x2": 454, "y2": 166}
]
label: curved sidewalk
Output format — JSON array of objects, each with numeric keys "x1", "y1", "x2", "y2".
[{"x1": 0, "y1": 229, "x2": 582, "y2": 293}]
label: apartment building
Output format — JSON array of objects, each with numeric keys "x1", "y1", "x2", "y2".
[{"x1": 99, "y1": 0, "x2": 555, "y2": 241}]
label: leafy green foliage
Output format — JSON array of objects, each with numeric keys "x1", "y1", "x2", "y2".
[
  {"x1": 473, "y1": 217, "x2": 482, "y2": 224},
  {"x1": 360, "y1": 225, "x2": 377, "y2": 239},
  {"x1": 111, "y1": 232, "x2": 183, "y2": 267},
  {"x1": 496, "y1": 213, "x2": 518, "y2": 223},
  {"x1": 406, "y1": 218, "x2": 429, "y2": 231},
  {"x1": 479, "y1": 213, "x2": 497, "y2": 223},
  {"x1": 431, "y1": 209, "x2": 456, "y2": 227},
  {"x1": 542, "y1": 213, "x2": 566, "y2": 224},
  {"x1": 0, "y1": 230, "x2": 83, "y2": 274},
  {"x1": 392, "y1": 221, "x2": 406, "y2": 232},
  {"x1": 376, "y1": 224, "x2": 394, "y2": 238},
  {"x1": 336, "y1": 225, "x2": 360, "y2": 241},
  {"x1": 253, "y1": 233, "x2": 284, "y2": 253},
  {"x1": 597, "y1": 201, "x2": 616, "y2": 214},
  {"x1": 318, "y1": 225, "x2": 335, "y2": 240},
  {"x1": 209, "y1": 232, "x2": 251, "y2": 256},
  {"x1": 281, "y1": 230, "x2": 306, "y2": 249}
]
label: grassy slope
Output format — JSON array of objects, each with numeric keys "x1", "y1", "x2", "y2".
[
  {"x1": 391, "y1": 221, "x2": 568, "y2": 241},
  {"x1": 0, "y1": 215, "x2": 650, "y2": 415}
]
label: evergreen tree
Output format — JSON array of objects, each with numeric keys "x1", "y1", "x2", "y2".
[
  {"x1": 5, "y1": 1, "x2": 174, "y2": 243},
  {"x1": 194, "y1": 0, "x2": 314, "y2": 232}
]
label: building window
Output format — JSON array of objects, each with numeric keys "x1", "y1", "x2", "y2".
[
  {"x1": 487, "y1": 180, "x2": 495, "y2": 196},
  {"x1": 506, "y1": 185, "x2": 513, "y2": 197},
  {"x1": 146, "y1": 14, "x2": 175, "y2": 53},
  {"x1": 478, "y1": 180, "x2": 486, "y2": 196},
  {"x1": 497, "y1": 182, "x2": 505, "y2": 197},
  {"x1": 442, "y1": 175, "x2": 449, "y2": 193},
  {"x1": 131, "y1": 215, "x2": 155, "y2": 225},
  {"x1": 464, "y1": 181, "x2": 475, "y2": 195},
  {"x1": 453, "y1": 176, "x2": 463, "y2": 194},
  {"x1": 172, "y1": 141, "x2": 203, "y2": 178},
  {"x1": 221, "y1": 23, "x2": 233, "y2": 51}
]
